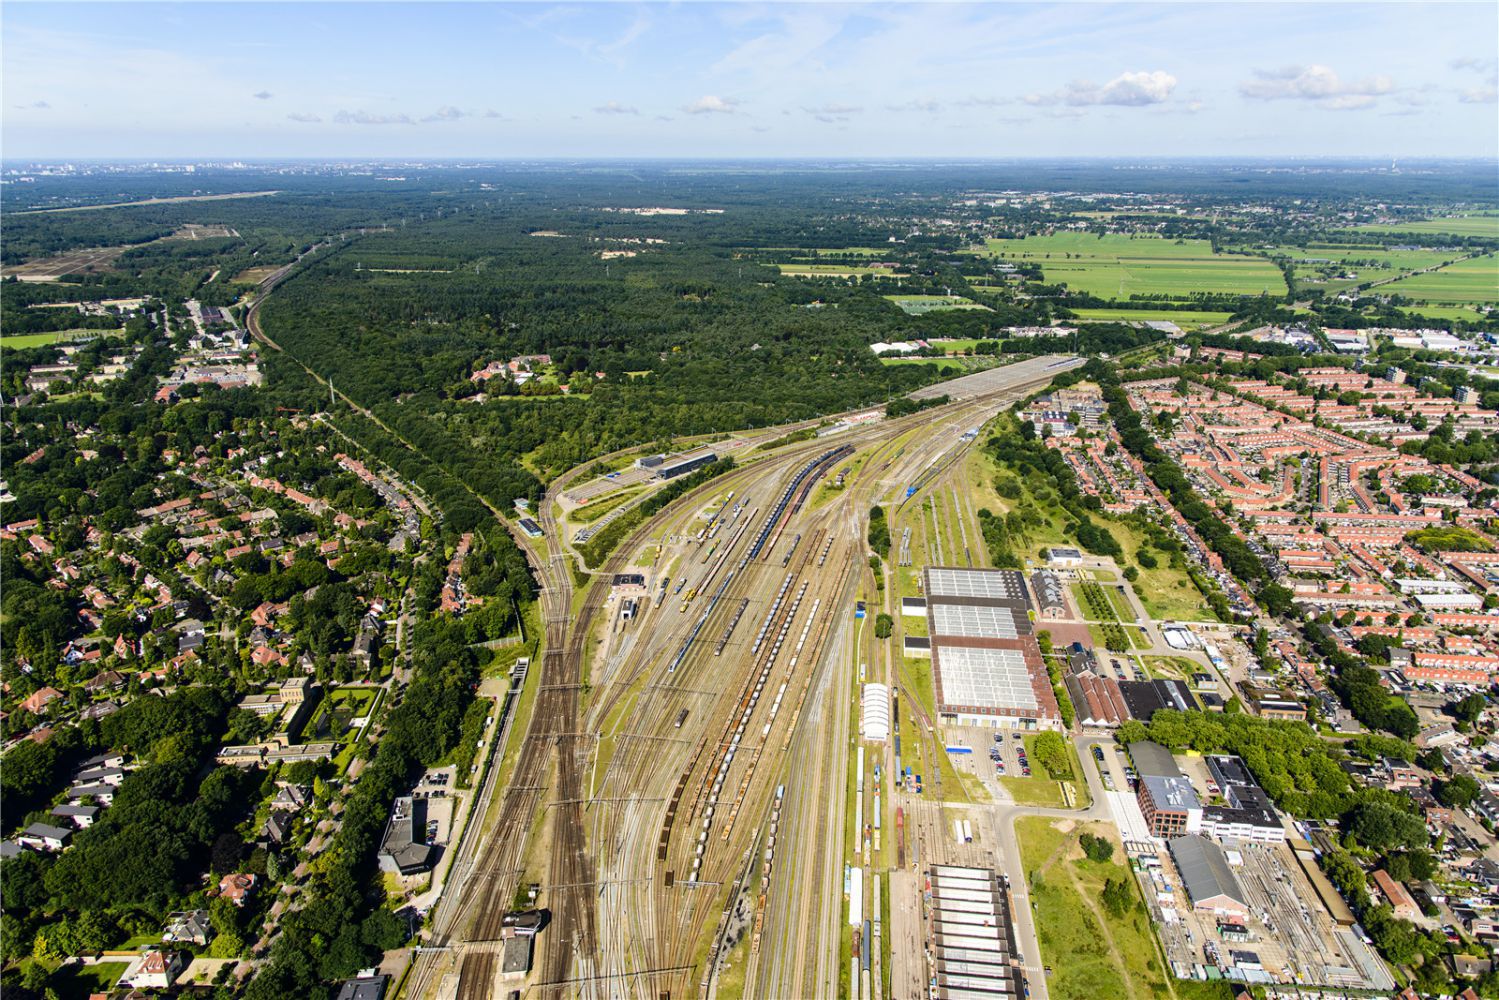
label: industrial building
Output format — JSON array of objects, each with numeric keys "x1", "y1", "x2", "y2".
[
  {"x1": 1029, "y1": 569, "x2": 1068, "y2": 619},
  {"x1": 1117, "y1": 677, "x2": 1196, "y2": 720},
  {"x1": 1200, "y1": 755, "x2": 1286, "y2": 844},
  {"x1": 1129, "y1": 741, "x2": 1203, "y2": 838},
  {"x1": 651, "y1": 449, "x2": 717, "y2": 480},
  {"x1": 862, "y1": 684, "x2": 891, "y2": 742},
  {"x1": 924, "y1": 567, "x2": 1061, "y2": 730},
  {"x1": 378, "y1": 796, "x2": 435, "y2": 876},
  {"x1": 1169, "y1": 835, "x2": 1249, "y2": 916},
  {"x1": 928, "y1": 865, "x2": 1023, "y2": 998}
]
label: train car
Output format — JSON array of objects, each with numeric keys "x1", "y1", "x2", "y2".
[{"x1": 675, "y1": 708, "x2": 689, "y2": 729}]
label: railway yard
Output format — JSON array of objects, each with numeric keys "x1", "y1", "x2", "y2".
[{"x1": 400, "y1": 355, "x2": 1084, "y2": 999}]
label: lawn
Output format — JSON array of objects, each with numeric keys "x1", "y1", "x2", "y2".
[
  {"x1": 1018, "y1": 816, "x2": 1181, "y2": 1000},
  {"x1": 884, "y1": 294, "x2": 992, "y2": 314},
  {"x1": 307, "y1": 687, "x2": 376, "y2": 741},
  {"x1": 1379, "y1": 254, "x2": 1499, "y2": 305},
  {"x1": 975, "y1": 233, "x2": 1286, "y2": 300},
  {"x1": 47, "y1": 961, "x2": 128, "y2": 1000},
  {"x1": 0, "y1": 330, "x2": 108, "y2": 349}
]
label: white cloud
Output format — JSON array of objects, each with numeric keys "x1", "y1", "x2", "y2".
[
  {"x1": 682, "y1": 95, "x2": 740, "y2": 115},
  {"x1": 1239, "y1": 65, "x2": 1392, "y2": 110},
  {"x1": 1459, "y1": 86, "x2": 1498, "y2": 104},
  {"x1": 594, "y1": 101, "x2": 639, "y2": 115},
  {"x1": 333, "y1": 109, "x2": 414, "y2": 125},
  {"x1": 252, "y1": 90, "x2": 273, "y2": 100},
  {"x1": 1450, "y1": 56, "x2": 1498, "y2": 73},
  {"x1": 422, "y1": 106, "x2": 467, "y2": 122},
  {"x1": 803, "y1": 102, "x2": 862, "y2": 122},
  {"x1": 286, "y1": 112, "x2": 321, "y2": 123},
  {"x1": 483, "y1": 109, "x2": 504, "y2": 119},
  {"x1": 1025, "y1": 70, "x2": 1177, "y2": 108},
  {"x1": 885, "y1": 99, "x2": 941, "y2": 114}
]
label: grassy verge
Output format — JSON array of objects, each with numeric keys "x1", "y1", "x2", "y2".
[{"x1": 1018, "y1": 816, "x2": 1178, "y2": 1000}]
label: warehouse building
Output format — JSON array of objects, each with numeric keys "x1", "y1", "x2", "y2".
[
  {"x1": 652, "y1": 449, "x2": 717, "y2": 480},
  {"x1": 1169, "y1": 834, "x2": 1249, "y2": 916},
  {"x1": 928, "y1": 865, "x2": 1022, "y2": 998},
  {"x1": 924, "y1": 567, "x2": 1061, "y2": 731},
  {"x1": 862, "y1": 684, "x2": 890, "y2": 742},
  {"x1": 1029, "y1": 569, "x2": 1068, "y2": 619},
  {"x1": 1117, "y1": 678, "x2": 1196, "y2": 721}
]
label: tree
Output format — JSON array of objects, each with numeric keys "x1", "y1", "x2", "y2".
[
  {"x1": 1436, "y1": 774, "x2": 1480, "y2": 810},
  {"x1": 1101, "y1": 877, "x2": 1134, "y2": 917},
  {"x1": 1030, "y1": 732, "x2": 1073, "y2": 780},
  {"x1": 874, "y1": 613, "x2": 893, "y2": 640},
  {"x1": 1454, "y1": 693, "x2": 1487, "y2": 726},
  {"x1": 1078, "y1": 831, "x2": 1115, "y2": 863}
]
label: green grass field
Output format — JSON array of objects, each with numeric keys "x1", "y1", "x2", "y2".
[
  {"x1": 1379, "y1": 254, "x2": 1499, "y2": 305},
  {"x1": 1402, "y1": 304, "x2": 1495, "y2": 323},
  {"x1": 1018, "y1": 816, "x2": 1186, "y2": 1000},
  {"x1": 1352, "y1": 214, "x2": 1499, "y2": 238},
  {"x1": 884, "y1": 294, "x2": 991, "y2": 314},
  {"x1": 0, "y1": 329, "x2": 108, "y2": 349},
  {"x1": 1067, "y1": 308, "x2": 1233, "y2": 329},
  {"x1": 975, "y1": 233, "x2": 1286, "y2": 300}
]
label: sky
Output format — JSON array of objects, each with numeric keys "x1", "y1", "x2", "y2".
[{"x1": 3, "y1": 2, "x2": 1497, "y2": 160}]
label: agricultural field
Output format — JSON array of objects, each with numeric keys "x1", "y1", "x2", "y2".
[
  {"x1": 757, "y1": 246, "x2": 891, "y2": 257},
  {"x1": 1378, "y1": 254, "x2": 1499, "y2": 305},
  {"x1": 1067, "y1": 308, "x2": 1232, "y2": 330},
  {"x1": 2, "y1": 245, "x2": 127, "y2": 281},
  {"x1": 234, "y1": 265, "x2": 282, "y2": 284},
  {"x1": 884, "y1": 294, "x2": 991, "y2": 314},
  {"x1": 776, "y1": 263, "x2": 902, "y2": 278},
  {"x1": 1351, "y1": 214, "x2": 1499, "y2": 238},
  {"x1": 1403, "y1": 304, "x2": 1495, "y2": 323},
  {"x1": 1266, "y1": 244, "x2": 1453, "y2": 294},
  {"x1": 973, "y1": 233, "x2": 1286, "y2": 301}
]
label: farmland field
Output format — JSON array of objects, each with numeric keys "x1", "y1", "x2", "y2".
[
  {"x1": 1266, "y1": 244, "x2": 1453, "y2": 294},
  {"x1": 974, "y1": 234, "x2": 1286, "y2": 300},
  {"x1": 777, "y1": 263, "x2": 902, "y2": 277},
  {"x1": 1378, "y1": 254, "x2": 1499, "y2": 305},
  {"x1": 758, "y1": 246, "x2": 891, "y2": 257},
  {"x1": 884, "y1": 294, "x2": 991, "y2": 314},
  {"x1": 1351, "y1": 214, "x2": 1499, "y2": 238},
  {"x1": 1067, "y1": 308, "x2": 1232, "y2": 329}
]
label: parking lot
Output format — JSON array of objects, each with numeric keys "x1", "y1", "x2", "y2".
[
  {"x1": 414, "y1": 767, "x2": 456, "y2": 845},
  {"x1": 942, "y1": 725, "x2": 1038, "y2": 790}
]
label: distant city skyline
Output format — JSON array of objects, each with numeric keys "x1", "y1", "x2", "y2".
[{"x1": 4, "y1": 2, "x2": 1497, "y2": 159}]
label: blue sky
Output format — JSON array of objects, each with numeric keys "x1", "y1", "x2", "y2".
[{"x1": 4, "y1": 2, "x2": 1497, "y2": 159}]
